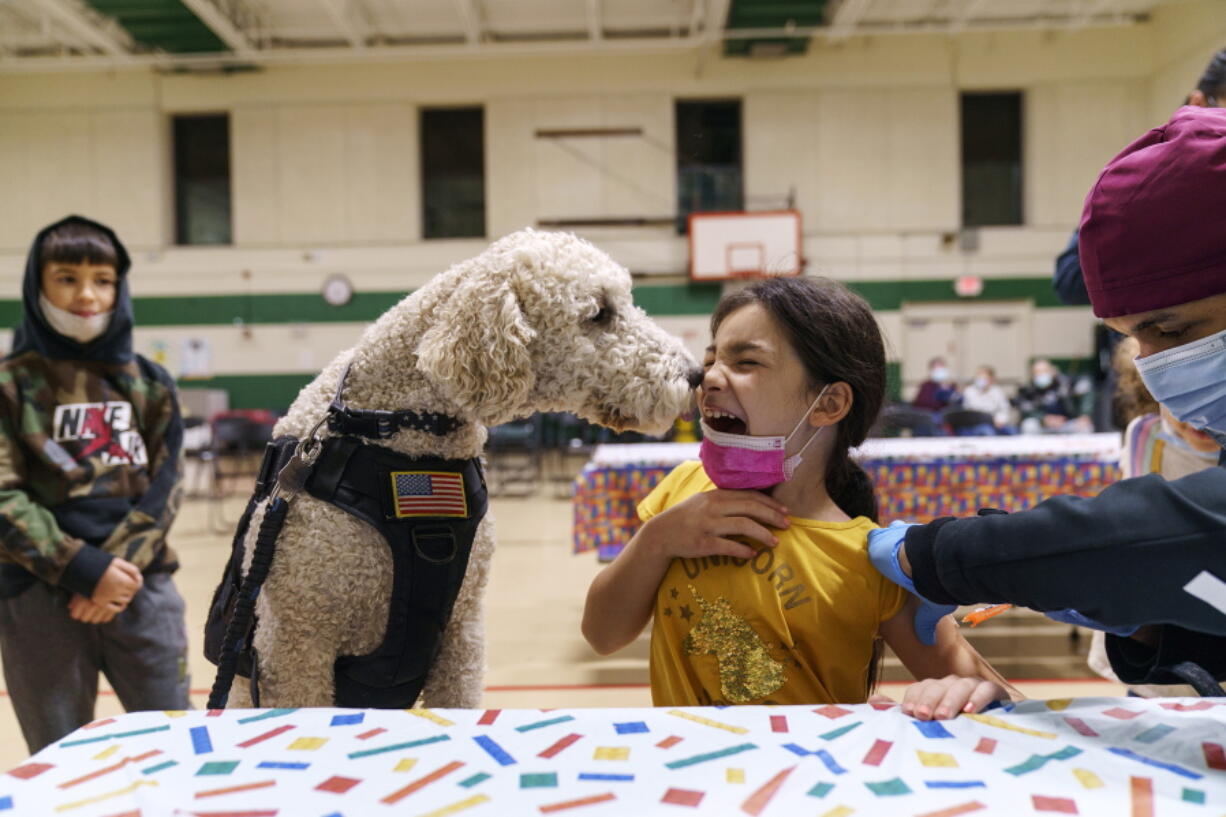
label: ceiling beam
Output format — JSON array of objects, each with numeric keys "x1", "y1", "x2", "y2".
[
  {"x1": 315, "y1": 0, "x2": 365, "y2": 50},
  {"x1": 0, "y1": 5, "x2": 24, "y2": 56},
  {"x1": 453, "y1": 0, "x2": 482, "y2": 44},
  {"x1": 950, "y1": 0, "x2": 987, "y2": 34},
  {"x1": 0, "y1": 10, "x2": 1150, "y2": 73},
  {"x1": 586, "y1": 0, "x2": 602, "y2": 42},
  {"x1": 1070, "y1": 0, "x2": 1117, "y2": 29},
  {"x1": 179, "y1": 0, "x2": 255, "y2": 54},
  {"x1": 30, "y1": 0, "x2": 132, "y2": 57},
  {"x1": 687, "y1": 0, "x2": 705, "y2": 38},
  {"x1": 827, "y1": 0, "x2": 872, "y2": 41},
  {"x1": 704, "y1": 0, "x2": 731, "y2": 42}
]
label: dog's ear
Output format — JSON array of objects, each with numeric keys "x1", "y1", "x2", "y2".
[{"x1": 416, "y1": 272, "x2": 536, "y2": 424}]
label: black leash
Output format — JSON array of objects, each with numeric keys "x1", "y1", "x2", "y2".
[
  {"x1": 207, "y1": 495, "x2": 290, "y2": 709},
  {"x1": 206, "y1": 425, "x2": 324, "y2": 709}
]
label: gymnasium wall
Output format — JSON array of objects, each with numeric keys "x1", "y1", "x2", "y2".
[{"x1": 0, "y1": 0, "x2": 1222, "y2": 410}]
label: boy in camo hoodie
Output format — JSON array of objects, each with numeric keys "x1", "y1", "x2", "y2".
[{"x1": 0, "y1": 215, "x2": 188, "y2": 753}]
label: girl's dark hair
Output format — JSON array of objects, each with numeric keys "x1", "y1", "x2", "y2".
[
  {"x1": 39, "y1": 221, "x2": 119, "y2": 270},
  {"x1": 710, "y1": 277, "x2": 886, "y2": 521},
  {"x1": 1197, "y1": 48, "x2": 1226, "y2": 98}
]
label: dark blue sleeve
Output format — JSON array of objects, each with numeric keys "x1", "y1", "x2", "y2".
[
  {"x1": 1052, "y1": 230, "x2": 1091, "y2": 306},
  {"x1": 903, "y1": 469, "x2": 1226, "y2": 638}
]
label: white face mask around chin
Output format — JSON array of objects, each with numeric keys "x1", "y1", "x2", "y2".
[{"x1": 39, "y1": 294, "x2": 113, "y2": 344}]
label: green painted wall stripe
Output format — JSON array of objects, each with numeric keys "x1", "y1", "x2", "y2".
[
  {"x1": 886, "y1": 361, "x2": 901, "y2": 402},
  {"x1": 845, "y1": 278, "x2": 1069, "y2": 311},
  {"x1": 179, "y1": 374, "x2": 312, "y2": 411},
  {"x1": 134, "y1": 291, "x2": 407, "y2": 326},
  {"x1": 176, "y1": 358, "x2": 1096, "y2": 413},
  {"x1": 632, "y1": 282, "x2": 723, "y2": 316},
  {"x1": 187, "y1": 368, "x2": 905, "y2": 414},
  {"x1": 633, "y1": 277, "x2": 1074, "y2": 314},
  {"x1": 1045, "y1": 356, "x2": 1097, "y2": 377},
  {"x1": 0, "y1": 277, "x2": 1077, "y2": 329}
]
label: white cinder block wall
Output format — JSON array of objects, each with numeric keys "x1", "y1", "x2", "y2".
[{"x1": 0, "y1": 0, "x2": 1222, "y2": 407}]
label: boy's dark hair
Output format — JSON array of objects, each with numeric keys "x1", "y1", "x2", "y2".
[
  {"x1": 39, "y1": 221, "x2": 119, "y2": 270},
  {"x1": 710, "y1": 276, "x2": 886, "y2": 522}
]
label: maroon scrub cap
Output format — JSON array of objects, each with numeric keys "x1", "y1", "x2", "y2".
[{"x1": 1079, "y1": 105, "x2": 1226, "y2": 318}]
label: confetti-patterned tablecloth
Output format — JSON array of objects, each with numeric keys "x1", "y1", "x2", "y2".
[
  {"x1": 8, "y1": 699, "x2": 1225, "y2": 816},
  {"x1": 573, "y1": 440, "x2": 1121, "y2": 558}
]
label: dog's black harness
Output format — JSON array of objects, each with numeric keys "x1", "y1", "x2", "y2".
[{"x1": 204, "y1": 366, "x2": 486, "y2": 709}]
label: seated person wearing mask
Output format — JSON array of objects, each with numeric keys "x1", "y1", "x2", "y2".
[
  {"x1": 1015, "y1": 359, "x2": 1094, "y2": 434},
  {"x1": 960, "y1": 366, "x2": 1013, "y2": 434},
  {"x1": 912, "y1": 357, "x2": 958, "y2": 414}
]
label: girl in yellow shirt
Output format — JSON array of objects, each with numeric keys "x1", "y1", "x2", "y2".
[{"x1": 583, "y1": 277, "x2": 1016, "y2": 719}]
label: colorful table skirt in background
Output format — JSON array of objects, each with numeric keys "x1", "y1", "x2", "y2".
[
  {"x1": 573, "y1": 435, "x2": 1122, "y2": 559},
  {"x1": 7, "y1": 699, "x2": 1224, "y2": 815}
]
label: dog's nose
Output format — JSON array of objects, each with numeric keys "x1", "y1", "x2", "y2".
[{"x1": 686, "y1": 366, "x2": 704, "y2": 390}]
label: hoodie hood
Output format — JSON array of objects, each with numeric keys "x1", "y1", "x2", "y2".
[{"x1": 10, "y1": 215, "x2": 134, "y2": 364}]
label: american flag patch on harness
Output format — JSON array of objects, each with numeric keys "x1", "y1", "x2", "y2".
[{"x1": 390, "y1": 471, "x2": 468, "y2": 518}]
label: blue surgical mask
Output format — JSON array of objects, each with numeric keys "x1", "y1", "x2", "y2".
[
  {"x1": 1033, "y1": 373, "x2": 1053, "y2": 389},
  {"x1": 1135, "y1": 327, "x2": 1226, "y2": 448}
]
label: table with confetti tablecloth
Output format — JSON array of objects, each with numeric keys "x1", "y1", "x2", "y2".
[
  {"x1": 573, "y1": 435, "x2": 1122, "y2": 559},
  {"x1": 6, "y1": 699, "x2": 1225, "y2": 815}
]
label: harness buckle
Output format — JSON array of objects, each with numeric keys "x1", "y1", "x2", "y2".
[
  {"x1": 270, "y1": 417, "x2": 327, "y2": 502},
  {"x1": 371, "y1": 410, "x2": 396, "y2": 438},
  {"x1": 412, "y1": 526, "x2": 459, "y2": 564}
]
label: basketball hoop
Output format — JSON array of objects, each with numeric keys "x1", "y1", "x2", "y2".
[
  {"x1": 688, "y1": 211, "x2": 802, "y2": 281},
  {"x1": 726, "y1": 242, "x2": 765, "y2": 277}
]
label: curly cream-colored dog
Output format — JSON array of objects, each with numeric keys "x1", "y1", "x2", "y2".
[{"x1": 224, "y1": 229, "x2": 697, "y2": 708}]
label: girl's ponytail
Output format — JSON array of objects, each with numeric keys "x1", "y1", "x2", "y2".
[{"x1": 826, "y1": 448, "x2": 878, "y2": 523}]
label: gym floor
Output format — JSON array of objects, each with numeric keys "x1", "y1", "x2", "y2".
[{"x1": 0, "y1": 481, "x2": 1122, "y2": 768}]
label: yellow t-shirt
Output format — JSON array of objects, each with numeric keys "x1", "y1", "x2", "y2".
[{"x1": 639, "y1": 461, "x2": 907, "y2": 707}]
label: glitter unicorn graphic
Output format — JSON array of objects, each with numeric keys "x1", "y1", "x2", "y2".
[{"x1": 683, "y1": 586, "x2": 786, "y2": 703}]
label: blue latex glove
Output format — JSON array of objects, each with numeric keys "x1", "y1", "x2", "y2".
[
  {"x1": 867, "y1": 521, "x2": 956, "y2": 646},
  {"x1": 1044, "y1": 608, "x2": 1138, "y2": 637}
]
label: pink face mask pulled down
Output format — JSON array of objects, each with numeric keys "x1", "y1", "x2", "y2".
[{"x1": 698, "y1": 386, "x2": 828, "y2": 490}]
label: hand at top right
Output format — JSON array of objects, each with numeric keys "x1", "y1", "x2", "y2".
[{"x1": 641, "y1": 489, "x2": 790, "y2": 562}]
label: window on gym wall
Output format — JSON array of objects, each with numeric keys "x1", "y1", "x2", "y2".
[
  {"x1": 173, "y1": 114, "x2": 232, "y2": 245},
  {"x1": 676, "y1": 99, "x2": 743, "y2": 233},
  {"x1": 961, "y1": 92, "x2": 1024, "y2": 227},
  {"x1": 421, "y1": 107, "x2": 486, "y2": 239}
]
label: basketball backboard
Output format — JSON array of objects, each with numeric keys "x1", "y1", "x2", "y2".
[{"x1": 687, "y1": 210, "x2": 803, "y2": 281}]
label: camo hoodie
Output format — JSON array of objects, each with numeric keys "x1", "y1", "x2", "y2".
[{"x1": 0, "y1": 215, "x2": 183, "y2": 598}]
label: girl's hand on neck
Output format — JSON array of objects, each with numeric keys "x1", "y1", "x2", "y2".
[{"x1": 641, "y1": 488, "x2": 791, "y2": 562}]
